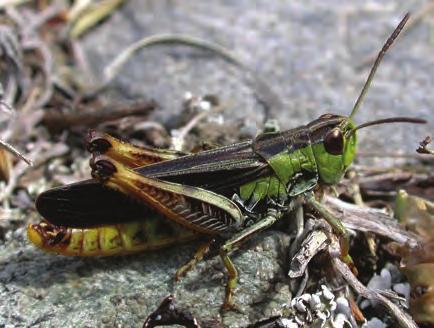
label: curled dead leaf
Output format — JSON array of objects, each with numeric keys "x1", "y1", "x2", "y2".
[
  {"x1": 68, "y1": 0, "x2": 126, "y2": 38},
  {"x1": 0, "y1": 148, "x2": 11, "y2": 182},
  {"x1": 395, "y1": 190, "x2": 434, "y2": 325}
]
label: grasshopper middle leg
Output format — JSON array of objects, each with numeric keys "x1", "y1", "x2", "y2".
[
  {"x1": 305, "y1": 192, "x2": 357, "y2": 274},
  {"x1": 219, "y1": 208, "x2": 282, "y2": 310}
]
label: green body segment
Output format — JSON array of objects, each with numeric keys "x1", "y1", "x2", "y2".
[
  {"x1": 239, "y1": 117, "x2": 358, "y2": 206},
  {"x1": 28, "y1": 218, "x2": 197, "y2": 256},
  {"x1": 240, "y1": 138, "x2": 318, "y2": 205},
  {"x1": 267, "y1": 147, "x2": 317, "y2": 185}
]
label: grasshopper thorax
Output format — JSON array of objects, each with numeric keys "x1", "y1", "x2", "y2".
[{"x1": 307, "y1": 114, "x2": 357, "y2": 185}]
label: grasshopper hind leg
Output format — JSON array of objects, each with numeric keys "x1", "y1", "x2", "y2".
[
  {"x1": 87, "y1": 130, "x2": 185, "y2": 168},
  {"x1": 90, "y1": 154, "x2": 244, "y2": 236},
  {"x1": 175, "y1": 239, "x2": 216, "y2": 281}
]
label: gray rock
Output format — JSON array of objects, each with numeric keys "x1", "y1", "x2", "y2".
[{"x1": 0, "y1": 229, "x2": 290, "y2": 327}]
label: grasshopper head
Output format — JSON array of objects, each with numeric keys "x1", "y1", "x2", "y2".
[
  {"x1": 305, "y1": 15, "x2": 427, "y2": 184},
  {"x1": 308, "y1": 113, "x2": 426, "y2": 185},
  {"x1": 308, "y1": 114, "x2": 357, "y2": 185}
]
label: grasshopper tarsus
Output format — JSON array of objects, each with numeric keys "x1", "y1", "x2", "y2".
[{"x1": 220, "y1": 301, "x2": 244, "y2": 315}]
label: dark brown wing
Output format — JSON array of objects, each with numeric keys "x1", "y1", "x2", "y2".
[
  {"x1": 35, "y1": 180, "x2": 152, "y2": 228},
  {"x1": 137, "y1": 140, "x2": 268, "y2": 188}
]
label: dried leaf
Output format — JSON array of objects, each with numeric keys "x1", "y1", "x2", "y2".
[
  {"x1": 0, "y1": 148, "x2": 11, "y2": 182},
  {"x1": 143, "y1": 295, "x2": 202, "y2": 328},
  {"x1": 67, "y1": 0, "x2": 93, "y2": 22},
  {"x1": 0, "y1": 0, "x2": 30, "y2": 9},
  {"x1": 324, "y1": 195, "x2": 421, "y2": 248},
  {"x1": 401, "y1": 252, "x2": 434, "y2": 325},
  {"x1": 416, "y1": 136, "x2": 434, "y2": 155},
  {"x1": 408, "y1": 290, "x2": 434, "y2": 324},
  {"x1": 355, "y1": 171, "x2": 434, "y2": 201},
  {"x1": 69, "y1": 0, "x2": 125, "y2": 38},
  {"x1": 395, "y1": 189, "x2": 434, "y2": 240},
  {"x1": 288, "y1": 229, "x2": 329, "y2": 278},
  {"x1": 396, "y1": 191, "x2": 434, "y2": 325}
]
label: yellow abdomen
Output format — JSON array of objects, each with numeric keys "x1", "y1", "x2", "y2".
[{"x1": 28, "y1": 219, "x2": 197, "y2": 257}]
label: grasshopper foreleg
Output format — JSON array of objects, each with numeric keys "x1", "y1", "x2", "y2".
[
  {"x1": 305, "y1": 192, "x2": 357, "y2": 275},
  {"x1": 219, "y1": 208, "x2": 282, "y2": 311}
]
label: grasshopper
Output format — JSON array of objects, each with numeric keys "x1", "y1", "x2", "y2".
[{"x1": 28, "y1": 14, "x2": 426, "y2": 310}]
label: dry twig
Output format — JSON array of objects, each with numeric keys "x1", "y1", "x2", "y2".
[
  {"x1": 324, "y1": 195, "x2": 421, "y2": 248},
  {"x1": 42, "y1": 100, "x2": 157, "y2": 132}
]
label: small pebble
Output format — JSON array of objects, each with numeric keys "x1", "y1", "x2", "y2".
[
  {"x1": 335, "y1": 296, "x2": 351, "y2": 317},
  {"x1": 385, "y1": 263, "x2": 402, "y2": 283},
  {"x1": 321, "y1": 285, "x2": 334, "y2": 301},
  {"x1": 309, "y1": 293, "x2": 321, "y2": 310},
  {"x1": 333, "y1": 312, "x2": 352, "y2": 328},
  {"x1": 362, "y1": 317, "x2": 387, "y2": 328},
  {"x1": 294, "y1": 299, "x2": 307, "y2": 312},
  {"x1": 393, "y1": 282, "x2": 410, "y2": 303},
  {"x1": 280, "y1": 318, "x2": 298, "y2": 328},
  {"x1": 367, "y1": 269, "x2": 391, "y2": 291}
]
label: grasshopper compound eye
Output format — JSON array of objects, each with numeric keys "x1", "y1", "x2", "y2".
[{"x1": 324, "y1": 129, "x2": 344, "y2": 155}]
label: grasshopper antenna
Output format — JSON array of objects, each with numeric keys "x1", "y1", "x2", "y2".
[
  {"x1": 346, "y1": 117, "x2": 426, "y2": 138},
  {"x1": 349, "y1": 13, "x2": 410, "y2": 119}
]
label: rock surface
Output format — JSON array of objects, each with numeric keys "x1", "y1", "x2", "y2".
[{"x1": 1, "y1": 228, "x2": 290, "y2": 327}]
